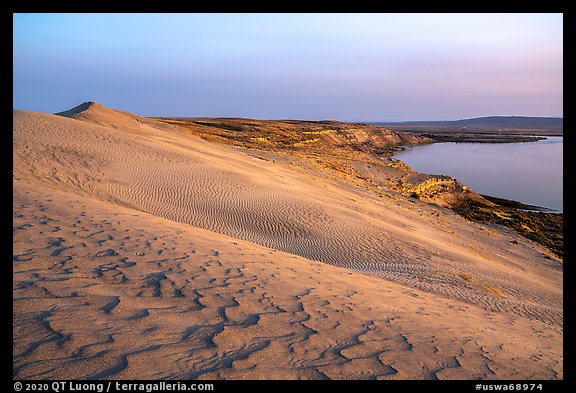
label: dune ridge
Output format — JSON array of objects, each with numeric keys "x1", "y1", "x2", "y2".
[
  {"x1": 56, "y1": 101, "x2": 178, "y2": 134},
  {"x1": 13, "y1": 103, "x2": 563, "y2": 379}
]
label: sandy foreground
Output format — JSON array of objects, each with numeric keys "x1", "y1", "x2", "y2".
[{"x1": 13, "y1": 104, "x2": 562, "y2": 379}]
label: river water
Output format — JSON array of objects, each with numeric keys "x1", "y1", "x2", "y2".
[{"x1": 394, "y1": 136, "x2": 563, "y2": 212}]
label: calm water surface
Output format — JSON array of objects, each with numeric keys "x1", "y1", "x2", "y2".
[{"x1": 394, "y1": 137, "x2": 563, "y2": 212}]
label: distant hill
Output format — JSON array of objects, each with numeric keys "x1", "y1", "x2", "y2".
[{"x1": 371, "y1": 116, "x2": 563, "y2": 135}]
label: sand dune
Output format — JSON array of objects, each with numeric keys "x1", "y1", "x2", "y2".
[{"x1": 13, "y1": 104, "x2": 563, "y2": 379}]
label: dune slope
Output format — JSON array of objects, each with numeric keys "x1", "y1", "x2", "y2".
[{"x1": 13, "y1": 104, "x2": 563, "y2": 379}]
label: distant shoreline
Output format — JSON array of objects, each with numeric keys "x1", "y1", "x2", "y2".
[
  {"x1": 383, "y1": 127, "x2": 561, "y2": 137},
  {"x1": 368, "y1": 115, "x2": 563, "y2": 137},
  {"x1": 480, "y1": 194, "x2": 561, "y2": 213},
  {"x1": 408, "y1": 133, "x2": 548, "y2": 143}
]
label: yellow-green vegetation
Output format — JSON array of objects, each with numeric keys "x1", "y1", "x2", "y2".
[
  {"x1": 453, "y1": 200, "x2": 563, "y2": 258},
  {"x1": 293, "y1": 138, "x2": 320, "y2": 147},
  {"x1": 250, "y1": 137, "x2": 272, "y2": 143},
  {"x1": 302, "y1": 130, "x2": 335, "y2": 135},
  {"x1": 403, "y1": 176, "x2": 456, "y2": 197},
  {"x1": 386, "y1": 158, "x2": 413, "y2": 171}
]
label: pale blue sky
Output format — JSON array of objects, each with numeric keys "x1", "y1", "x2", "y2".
[{"x1": 13, "y1": 13, "x2": 563, "y2": 121}]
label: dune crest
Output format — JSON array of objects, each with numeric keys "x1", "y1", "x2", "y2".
[
  {"x1": 54, "y1": 101, "x2": 96, "y2": 117},
  {"x1": 13, "y1": 103, "x2": 563, "y2": 379},
  {"x1": 56, "y1": 101, "x2": 177, "y2": 135}
]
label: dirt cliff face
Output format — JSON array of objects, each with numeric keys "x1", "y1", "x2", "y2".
[{"x1": 153, "y1": 117, "x2": 430, "y2": 152}]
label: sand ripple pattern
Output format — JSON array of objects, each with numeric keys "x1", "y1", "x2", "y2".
[
  {"x1": 102, "y1": 155, "x2": 406, "y2": 272},
  {"x1": 13, "y1": 185, "x2": 563, "y2": 379}
]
